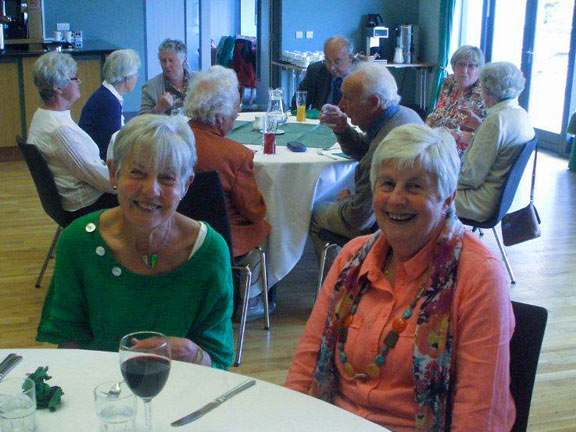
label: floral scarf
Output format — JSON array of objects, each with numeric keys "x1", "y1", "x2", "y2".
[{"x1": 310, "y1": 214, "x2": 464, "y2": 431}]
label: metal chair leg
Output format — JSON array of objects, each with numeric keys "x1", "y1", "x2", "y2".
[
  {"x1": 492, "y1": 227, "x2": 516, "y2": 284},
  {"x1": 233, "y1": 266, "x2": 251, "y2": 367},
  {"x1": 315, "y1": 242, "x2": 338, "y2": 301},
  {"x1": 254, "y1": 246, "x2": 270, "y2": 330},
  {"x1": 36, "y1": 226, "x2": 62, "y2": 288}
]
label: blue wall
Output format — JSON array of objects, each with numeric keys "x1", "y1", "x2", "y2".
[
  {"x1": 281, "y1": 0, "x2": 421, "y2": 104},
  {"x1": 44, "y1": 0, "x2": 146, "y2": 112},
  {"x1": 281, "y1": 0, "x2": 419, "y2": 55}
]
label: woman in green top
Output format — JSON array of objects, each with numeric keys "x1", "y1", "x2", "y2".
[{"x1": 37, "y1": 114, "x2": 234, "y2": 369}]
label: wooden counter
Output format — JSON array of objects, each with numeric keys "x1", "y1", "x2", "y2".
[{"x1": 0, "y1": 40, "x2": 120, "y2": 160}]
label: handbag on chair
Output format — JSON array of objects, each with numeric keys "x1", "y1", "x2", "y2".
[{"x1": 501, "y1": 143, "x2": 541, "y2": 246}]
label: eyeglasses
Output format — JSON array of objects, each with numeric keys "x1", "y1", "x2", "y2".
[
  {"x1": 324, "y1": 57, "x2": 349, "y2": 68},
  {"x1": 454, "y1": 61, "x2": 479, "y2": 70},
  {"x1": 69, "y1": 76, "x2": 80, "y2": 81}
]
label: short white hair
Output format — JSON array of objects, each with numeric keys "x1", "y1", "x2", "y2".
[
  {"x1": 103, "y1": 49, "x2": 141, "y2": 84},
  {"x1": 450, "y1": 45, "x2": 485, "y2": 69},
  {"x1": 33, "y1": 52, "x2": 77, "y2": 103},
  {"x1": 480, "y1": 61, "x2": 526, "y2": 101},
  {"x1": 184, "y1": 65, "x2": 239, "y2": 125},
  {"x1": 158, "y1": 38, "x2": 187, "y2": 60},
  {"x1": 112, "y1": 114, "x2": 197, "y2": 192},
  {"x1": 324, "y1": 35, "x2": 353, "y2": 55},
  {"x1": 350, "y1": 62, "x2": 401, "y2": 109},
  {"x1": 370, "y1": 124, "x2": 461, "y2": 214}
]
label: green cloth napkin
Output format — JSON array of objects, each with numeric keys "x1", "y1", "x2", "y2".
[
  {"x1": 229, "y1": 120, "x2": 337, "y2": 149},
  {"x1": 28, "y1": 366, "x2": 63, "y2": 411}
]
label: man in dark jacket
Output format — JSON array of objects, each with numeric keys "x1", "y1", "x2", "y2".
[{"x1": 291, "y1": 35, "x2": 355, "y2": 110}]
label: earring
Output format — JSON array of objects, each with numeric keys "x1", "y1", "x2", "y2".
[{"x1": 113, "y1": 185, "x2": 117, "y2": 190}]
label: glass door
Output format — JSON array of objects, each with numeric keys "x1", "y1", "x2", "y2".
[{"x1": 457, "y1": 0, "x2": 576, "y2": 153}]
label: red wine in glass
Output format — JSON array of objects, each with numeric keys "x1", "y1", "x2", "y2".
[
  {"x1": 119, "y1": 331, "x2": 171, "y2": 432},
  {"x1": 121, "y1": 355, "x2": 170, "y2": 399}
]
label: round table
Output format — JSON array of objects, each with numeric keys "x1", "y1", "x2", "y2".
[
  {"x1": 236, "y1": 113, "x2": 357, "y2": 287},
  {"x1": 0, "y1": 349, "x2": 388, "y2": 431}
]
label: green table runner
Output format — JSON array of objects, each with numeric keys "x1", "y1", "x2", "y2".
[{"x1": 228, "y1": 120, "x2": 338, "y2": 149}]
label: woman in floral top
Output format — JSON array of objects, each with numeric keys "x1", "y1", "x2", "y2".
[{"x1": 426, "y1": 46, "x2": 486, "y2": 157}]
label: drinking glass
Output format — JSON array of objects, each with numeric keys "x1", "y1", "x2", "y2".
[
  {"x1": 320, "y1": 104, "x2": 341, "y2": 128},
  {"x1": 0, "y1": 377, "x2": 36, "y2": 432},
  {"x1": 119, "y1": 331, "x2": 171, "y2": 432},
  {"x1": 295, "y1": 90, "x2": 307, "y2": 121},
  {"x1": 94, "y1": 381, "x2": 137, "y2": 432},
  {"x1": 262, "y1": 114, "x2": 278, "y2": 155}
]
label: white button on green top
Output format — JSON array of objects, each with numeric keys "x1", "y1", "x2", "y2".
[
  {"x1": 85, "y1": 223, "x2": 96, "y2": 232},
  {"x1": 112, "y1": 267, "x2": 122, "y2": 277},
  {"x1": 95, "y1": 246, "x2": 105, "y2": 256}
]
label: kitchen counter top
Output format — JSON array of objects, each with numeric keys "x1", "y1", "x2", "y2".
[{"x1": 0, "y1": 39, "x2": 121, "y2": 58}]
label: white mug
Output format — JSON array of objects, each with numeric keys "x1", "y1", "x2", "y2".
[
  {"x1": 53, "y1": 31, "x2": 62, "y2": 42},
  {"x1": 63, "y1": 30, "x2": 73, "y2": 43}
]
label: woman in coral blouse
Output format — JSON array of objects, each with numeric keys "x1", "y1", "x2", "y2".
[{"x1": 286, "y1": 124, "x2": 515, "y2": 431}]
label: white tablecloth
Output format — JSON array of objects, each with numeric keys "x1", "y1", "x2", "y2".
[
  {"x1": 0, "y1": 349, "x2": 387, "y2": 431},
  {"x1": 237, "y1": 113, "x2": 357, "y2": 287}
]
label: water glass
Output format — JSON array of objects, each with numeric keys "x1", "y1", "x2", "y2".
[
  {"x1": 320, "y1": 104, "x2": 341, "y2": 128},
  {"x1": 0, "y1": 377, "x2": 36, "y2": 432},
  {"x1": 262, "y1": 115, "x2": 278, "y2": 155},
  {"x1": 295, "y1": 90, "x2": 307, "y2": 121},
  {"x1": 94, "y1": 381, "x2": 137, "y2": 432}
]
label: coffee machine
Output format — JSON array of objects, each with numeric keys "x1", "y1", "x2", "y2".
[
  {"x1": 396, "y1": 24, "x2": 419, "y2": 64},
  {"x1": 363, "y1": 14, "x2": 388, "y2": 61},
  {"x1": 1, "y1": 0, "x2": 44, "y2": 46}
]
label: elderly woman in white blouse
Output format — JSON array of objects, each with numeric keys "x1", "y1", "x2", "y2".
[
  {"x1": 456, "y1": 61, "x2": 535, "y2": 221},
  {"x1": 27, "y1": 51, "x2": 117, "y2": 217}
]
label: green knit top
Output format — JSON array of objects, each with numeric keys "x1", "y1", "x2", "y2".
[{"x1": 37, "y1": 210, "x2": 234, "y2": 370}]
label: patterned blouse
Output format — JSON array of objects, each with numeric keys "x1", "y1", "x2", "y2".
[{"x1": 426, "y1": 74, "x2": 486, "y2": 157}]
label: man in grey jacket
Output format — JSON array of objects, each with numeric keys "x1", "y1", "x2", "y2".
[{"x1": 309, "y1": 63, "x2": 423, "y2": 258}]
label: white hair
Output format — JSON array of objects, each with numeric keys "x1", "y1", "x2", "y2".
[
  {"x1": 450, "y1": 45, "x2": 485, "y2": 69},
  {"x1": 370, "y1": 124, "x2": 461, "y2": 214},
  {"x1": 103, "y1": 49, "x2": 141, "y2": 84},
  {"x1": 324, "y1": 35, "x2": 353, "y2": 55},
  {"x1": 351, "y1": 62, "x2": 401, "y2": 109},
  {"x1": 112, "y1": 114, "x2": 197, "y2": 192},
  {"x1": 480, "y1": 61, "x2": 526, "y2": 101},
  {"x1": 158, "y1": 38, "x2": 187, "y2": 60},
  {"x1": 33, "y1": 52, "x2": 77, "y2": 103},
  {"x1": 184, "y1": 65, "x2": 239, "y2": 125}
]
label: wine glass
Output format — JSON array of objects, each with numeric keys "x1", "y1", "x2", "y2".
[{"x1": 119, "y1": 331, "x2": 171, "y2": 432}]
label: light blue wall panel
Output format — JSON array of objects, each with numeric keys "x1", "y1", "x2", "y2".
[{"x1": 44, "y1": 0, "x2": 146, "y2": 112}]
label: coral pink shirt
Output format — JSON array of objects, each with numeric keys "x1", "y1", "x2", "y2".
[{"x1": 286, "y1": 230, "x2": 515, "y2": 431}]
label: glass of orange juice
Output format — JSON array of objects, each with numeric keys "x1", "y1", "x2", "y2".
[{"x1": 296, "y1": 91, "x2": 307, "y2": 121}]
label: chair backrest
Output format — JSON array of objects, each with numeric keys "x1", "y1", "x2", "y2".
[
  {"x1": 510, "y1": 300, "x2": 548, "y2": 432},
  {"x1": 177, "y1": 170, "x2": 234, "y2": 262},
  {"x1": 484, "y1": 136, "x2": 538, "y2": 227},
  {"x1": 177, "y1": 170, "x2": 239, "y2": 308},
  {"x1": 16, "y1": 136, "x2": 74, "y2": 228}
]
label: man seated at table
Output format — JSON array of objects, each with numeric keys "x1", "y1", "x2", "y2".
[
  {"x1": 184, "y1": 65, "x2": 272, "y2": 321},
  {"x1": 291, "y1": 35, "x2": 355, "y2": 110},
  {"x1": 309, "y1": 62, "x2": 423, "y2": 259}
]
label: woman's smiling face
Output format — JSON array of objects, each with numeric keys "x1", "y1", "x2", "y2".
[
  {"x1": 373, "y1": 160, "x2": 453, "y2": 261},
  {"x1": 111, "y1": 154, "x2": 189, "y2": 231}
]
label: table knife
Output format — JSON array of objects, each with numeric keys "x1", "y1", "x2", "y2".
[
  {"x1": 171, "y1": 379, "x2": 256, "y2": 427},
  {"x1": 0, "y1": 354, "x2": 22, "y2": 381}
]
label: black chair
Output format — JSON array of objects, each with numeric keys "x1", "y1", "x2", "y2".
[
  {"x1": 17, "y1": 136, "x2": 76, "y2": 288},
  {"x1": 459, "y1": 136, "x2": 538, "y2": 283},
  {"x1": 315, "y1": 222, "x2": 379, "y2": 296},
  {"x1": 510, "y1": 301, "x2": 548, "y2": 432},
  {"x1": 177, "y1": 170, "x2": 269, "y2": 367}
]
